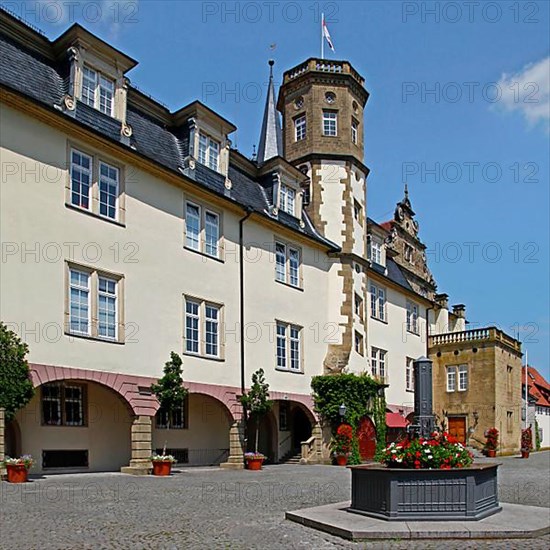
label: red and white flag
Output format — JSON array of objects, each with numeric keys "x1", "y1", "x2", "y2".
[{"x1": 322, "y1": 15, "x2": 335, "y2": 52}]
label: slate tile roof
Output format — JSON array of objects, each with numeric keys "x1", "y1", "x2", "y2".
[{"x1": 0, "y1": 12, "x2": 338, "y2": 251}]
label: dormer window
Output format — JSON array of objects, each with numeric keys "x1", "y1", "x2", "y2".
[
  {"x1": 369, "y1": 238, "x2": 382, "y2": 265},
  {"x1": 280, "y1": 183, "x2": 296, "y2": 215},
  {"x1": 81, "y1": 65, "x2": 115, "y2": 116},
  {"x1": 198, "y1": 133, "x2": 220, "y2": 171}
]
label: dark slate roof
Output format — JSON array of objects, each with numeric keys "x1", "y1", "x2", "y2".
[
  {"x1": 385, "y1": 258, "x2": 414, "y2": 292},
  {"x1": 0, "y1": 15, "x2": 339, "y2": 252}
]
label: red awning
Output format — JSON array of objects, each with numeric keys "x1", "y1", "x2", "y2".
[{"x1": 386, "y1": 412, "x2": 409, "y2": 428}]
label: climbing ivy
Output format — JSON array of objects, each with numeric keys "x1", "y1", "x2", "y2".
[
  {"x1": 311, "y1": 373, "x2": 386, "y2": 462},
  {"x1": 535, "y1": 419, "x2": 541, "y2": 451}
]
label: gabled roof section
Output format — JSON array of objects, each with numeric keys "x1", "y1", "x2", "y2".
[
  {"x1": 257, "y1": 60, "x2": 282, "y2": 164},
  {"x1": 0, "y1": 10, "x2": 337, "y2": 252},
  {"x1": 523, "y1": 366, "x2": 550, "y2": 408}
]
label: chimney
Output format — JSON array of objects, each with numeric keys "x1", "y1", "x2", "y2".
[
  {"x1": 434, "y1": 293, "x2": 449, "y2": 309},
  {"x1": 452, "y1": 304, "x2": 466, "y2": 318}
]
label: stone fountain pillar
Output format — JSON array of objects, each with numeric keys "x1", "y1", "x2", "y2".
[{"x1": 411, "y1": 356, "x2": 435, "y2": 438}]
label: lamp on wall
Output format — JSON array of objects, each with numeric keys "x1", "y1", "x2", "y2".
[
  {"x1": 473, "y1": 411, "x2": 479, "y2": 422},
  {"x1": 339, "y1": 403, "x2": 347, "y2": 419}
]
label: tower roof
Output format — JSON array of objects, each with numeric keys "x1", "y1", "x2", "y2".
[{"x1": 257, "y1": 59, "x2": 282, "y2": 165}]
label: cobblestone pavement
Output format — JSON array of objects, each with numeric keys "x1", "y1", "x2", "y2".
[{"x1": 1, "y1": 452, "x2": 548, "y2": 549}]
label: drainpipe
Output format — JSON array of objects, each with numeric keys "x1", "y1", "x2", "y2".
[
  {"x1": 239, "y1": 207, "x2": 253, "y2": 451},
  {"x1": 425, "y1": 305, "x2": 433, "y2": 357}
]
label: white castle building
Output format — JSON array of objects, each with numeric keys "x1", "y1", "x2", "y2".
[{"x1": 0, "y1": 11, "x2": 470, "y2": 472}]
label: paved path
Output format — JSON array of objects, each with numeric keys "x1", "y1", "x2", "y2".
[{"x1": 1, "y1": 452, "x2": 549, "y2": 549}]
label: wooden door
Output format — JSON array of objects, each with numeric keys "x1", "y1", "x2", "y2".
[
  {"x1": 357, "y1": 416, "x2": 377, "y2": 460},
  {"x1": 448, "y1": 416, "x2": 466, "y2": 444}
]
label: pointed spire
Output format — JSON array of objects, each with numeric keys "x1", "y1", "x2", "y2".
[
  {"x1": 257, "y1": 59, "x2": 282, "y2": 165},
  {"x1": 404, "y1": 183, "x2": 409, "y2": 199}
]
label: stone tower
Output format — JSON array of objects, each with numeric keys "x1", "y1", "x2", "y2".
[{"x1": 277, "y1": 58, "x2": 370, "y2": 374}]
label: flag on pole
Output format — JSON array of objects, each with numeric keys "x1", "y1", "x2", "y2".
[{"x1": 322, "y1": 15, "x2": 335, "y2": 52}]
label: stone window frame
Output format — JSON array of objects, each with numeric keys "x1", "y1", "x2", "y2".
[
  {"x1": 404, "y1": 243, "x2": 414, "y2": 264},
  {"x1": 197, "y1": 131, "x2": 221, "y2": 172},
  {"x1": 64, "y1": 261, "x2": 125, "y2": 344},
  {"x1": 354, "y1": 292, "x2": 364, "y2": 322},
  {"x1": 446, "y1": 365, "x2": 457, "y2": 392},
  {"x1": 351, "y1": 117, "x2": 359, "y2": 144},
  {"x1": 182, "y1": 294, "x2": 225, "y2": 361},
  {"x1": 370, "y1": 283, "x2": 387, "y2": 322},
  {"x1": 406, "y1": 300, "x2": 419, "y2": 335},
  {"x1": 353, "y1": 198, "x2": 363, "y2": 222},
  {"x1": 183, "y1": 196, "x2": 224, "y2": 261},
  {"x1": 66, "y1": 141, "x2": 127, "y2": 226},
  {"x1": 274, "y1": 238, "x2": 303, "y2": 290},
  {"x1": 369, "y1": 237, "x2": 383, "y2": 266},
  {"x1": 322, "y1": 110, "x2": 338, "y2": 137},
  {"x1": 41, "y1": 382, "x2": 88, "y2": 427},
  {"x1": 80, "y1": 64, "x2": 115, "y2": 116},
  {"x1": 406, "y1": 357, "x2": 415, "y2": 392},
  {"x1": 458, "y1": 364, "x2": 469, "y2": 392},
  {"x1": 294, "y1": 113, "x2": 307, "y2": 141},
  {"x1": 354, "y1": 331, "x2": 364, "y2": 356},
  {"x1": 188, "y1": 117, "x2": 231, "y2": 177},
  {"x1": 275, "y1": 320, "x2": 304, "y2": 374},
  {"x1": 371, "y1": 347, "x2": 387, "y2": 380}
]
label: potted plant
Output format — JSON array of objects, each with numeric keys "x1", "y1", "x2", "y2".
[
  {"x1": 3, "y1": 455, "x2": 34, "y2": 483},
  {"x1": 240, "y1": 369, "x2": 273, "y2": 470},
  {"x1": 484, "y1": 427, "x2": 499, "y2": 457},
  {"x1": 150, "y1": 352, "x2": 188, "y2": 476},
  {"x1": 521, "y1": 427, "x2": 532, "y2": 458},
  {"x1": 150, "y1": 453, "x2": 176, "y2": 476},
  {"x1": 331, "y1": 423, "x2": 353, "y2": 466}
]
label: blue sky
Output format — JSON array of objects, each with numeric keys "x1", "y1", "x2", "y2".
[{"x1": 4, "y1": 1, "x2": 549, "y2": 375}]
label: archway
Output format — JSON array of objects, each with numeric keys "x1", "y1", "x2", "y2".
[
  {"x1": 152, "y1": 393, "x2": 232, "y2": 466},
  {"x1": 357, "y1": 415, "x2": 377, "y2": 460},
  {"x1": 247, "y1": 411, "x2": 275, "y2": 463},
  {"x1": 291, "y1": 406, "x2": 312, "y2": 450},
  {"x1": 5, "y1": 418, "x2": 21, "y2": 458}
]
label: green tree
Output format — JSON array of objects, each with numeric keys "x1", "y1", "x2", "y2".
[
  {"x1": 0, "y1": 322, "x2": 34, "y2": 421},
  {"x1": 240, "y1": 368, "x2": 273, "y2": 454},
  {"x1": 151, "y1": 352, "x2": 188, "y2": 455}
]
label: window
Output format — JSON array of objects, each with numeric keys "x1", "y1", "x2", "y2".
[
  {"x1": 369, "y1": 238, "x2": 382, "y2": 265},
  {"x1": 42, "y1": 383, "x2": 85, "y2": 426},
  {"x1": 68, "y1": 148, "x2": 123, "y2": 222},
  {"x1": 371, "y1": 347, "x2": 387, "y2": 378},
  {"x1": 184, "y1": 297, "x2": 222, "y2": 358},
  {"x1": 197, "y1": 133, "x2": 220, "y2": 171},
  {"x1": 99, "y1": 162, "x2": 119, "y2": 220},
  {"x1": 295, "y1": 114, "x2": 306, "y2": 141},
  {"x1": 184, "y1": 202, "x2": 221, "y2": 258},
  {"x1": 406, "y1": 300, "x2": 419, "y2": 334},
  {"x1": 274, "y1": 242, "x2": 301, "y2": 288},
  {"x1": 353, "y1": 199, "x2": 362, "y2": 222},
  {"x1": 68, "y1": 267, "x2": 122, "y2": 341},
  {"x1": 507, "y1": 366, "x2": 513, "y2": 392},
  {"x1": 406, "y1": 357, "x2": 414, "y2": 392},
  {"x1": 280, "y1": 183, "x2": 296, "y2": 215},
  {"x1": 70, "y1": 150, "x2": 92, "y2": 210},
  {"x1": 351, "y1": 119, "x2": 358, "y2": 144},
  {"x1": 156, "y1": 398, "x2": 188, "y2": 429},
  {"x1": 98, "y1": 276, "x2": 117, "y2": 339},
  {"x1": 69, "y1": 269, "x2": 90, "y2": 335},
  {"x1": 355, "y1": 331, "x2": 364, "y2": 356},
  {"x1": 322, "y1": 111, "x2": 337, "y2": 136},
  {"x1": 446, "y1": 366, "x2": 457, "y2": 392},
  {"x1": 458, "y1": 365, "x2": 468, "y2": 391},
  {"x1": 80, "y1": 65, "x2": 114, "y2": 116},
  {"x1": 354, "y1": 293, "x2": 364, "y2": 321},
  {"x1": 404, "y1": 243, "x2": 414, "y2": 263},
  {"x1": 506, "y1": 411, "x2": 513, "y2": 432},
  {"x1": 276, "y1": 322, "x2": 302, "y2": 372},
  {"x1": 370, "y1": 284, "x2": 386, "y2": 322},
  {"x1": 279, "y1": 401, "x2": 290, "y2": 431}
]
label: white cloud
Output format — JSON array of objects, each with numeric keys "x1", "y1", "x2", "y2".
[{"x1": 496, "y1": 57, "x2": 550, "y2": 131}]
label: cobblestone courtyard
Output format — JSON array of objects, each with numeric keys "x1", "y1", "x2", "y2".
[{"x1": 1, "y1": 452, "x2": 549, "y2": 549}]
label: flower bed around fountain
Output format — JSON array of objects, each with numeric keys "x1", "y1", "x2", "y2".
[{"x1": 348, "y1": 432, "x2": 502, "y2": 521}]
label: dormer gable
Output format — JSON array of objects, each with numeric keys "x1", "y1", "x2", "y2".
[
  {"x1": 52, "y1": 24, "x2": 137, "y2": 127},
  {"x1": 174, "y1": 101, "x2": 236, "y2": 178}
]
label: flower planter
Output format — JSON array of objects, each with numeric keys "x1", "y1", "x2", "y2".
[
  {"x1": 6, "y1": 464, "x2": 29, "y2": 483},
  {"x1": 521, "y1": 450, "x2": 530, "y2": 459},
  {"x1": 486, "y1": 449, "x2": 496, "y2": 458},
  {"x1": 246, "y1": 458, "x2": 264, "y2": 471},
  {"x1": 335, "y1": 455, "x2": 348, "y2": 466},
  {"x1": 349, "y1": 463, "x2": 502, "y2": 521},
  {"x1": 152, "y1": 460, "x2": 172, "y2": 476}
]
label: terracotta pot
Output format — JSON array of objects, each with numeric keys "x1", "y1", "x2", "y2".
[
  {"x1": 486, "y1": 449, "x2": 496, "y2": 458},
  {"x1": 152, "y1": 460, "x2": 172, "y2": 476},
  {"x1": 246, "y1": 458, "x2": 264, "y2": 471},
  {"x1": 6, "y1": 464, "x2": 29, "y2": 483},
  {"x1": 521, "y1": 450, "x2": 530, "y2": 459},
  {"x1": 336, "y1": 455, "x2": 348, "y2": 466}
]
